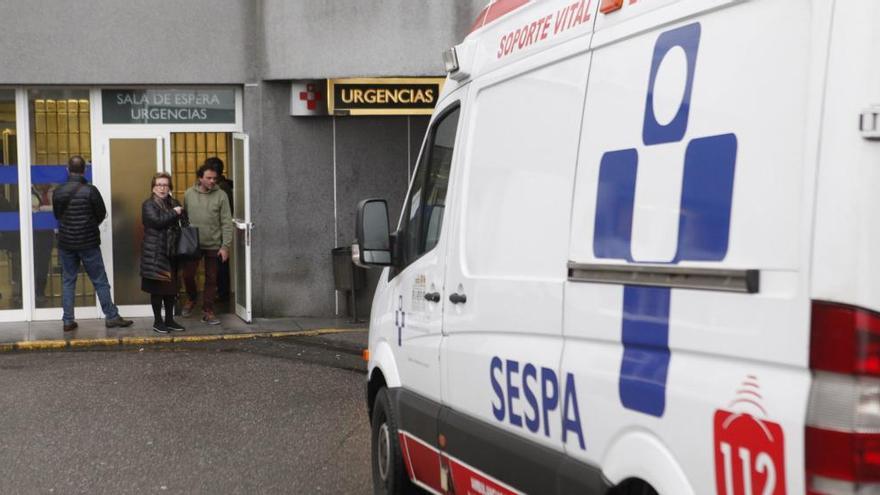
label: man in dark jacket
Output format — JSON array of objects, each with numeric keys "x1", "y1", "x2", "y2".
[{"x1": 52, "y1": 156, "x2": 132, "y2": 331}]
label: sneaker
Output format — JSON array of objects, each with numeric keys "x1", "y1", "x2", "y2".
[
  {"x1": 63, "y1": 321, "x2": 78, "y2": 332},
  {"x1": 181, "y1": 301, "x2": 195, "y2": 317},
  {"x1": 165, "y1": 320, "x2": 185, "y2": 332},
  {"x1": 105, "y1": 316, "x2": 134, "y2": 328},
  {"x1": 201, "y1": 312, "x2": 221, "y2": 325},
  {"x1": 152, "y1": 322, "x2": 170, "y2": 334}
]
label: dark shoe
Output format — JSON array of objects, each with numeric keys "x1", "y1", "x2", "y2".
[
  {"x1": 165, "y1": 320, "x2": 185, "y2": 332},
  {"x1": 152, "y1": 322, "x2": 170, "y2": 334},
  {"x1": 201, "y1": 312, "x2": 221, "y2": 325},
  {"x1": 181, "y1": 301, "x2": 195, "y2": 317},
  {"x1": 105, "y1": 316, "x2": 134, "y2": 328},
  {"x1": 63, "y1": 321, "x2": 78, "y2": 332}
]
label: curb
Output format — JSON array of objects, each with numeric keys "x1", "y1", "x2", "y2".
[{"x1": 0, "y1": 328, "x2": 365, "y2": 353}]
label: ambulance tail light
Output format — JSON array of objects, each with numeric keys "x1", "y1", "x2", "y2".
[
  {"x1": 807, "y1": 301, "x2": 880, "y2": 494},
  {"x1": 810, "y1": 301, "x2": 880, "y2": 376}
]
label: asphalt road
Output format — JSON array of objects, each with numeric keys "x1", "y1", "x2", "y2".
[{"x1": 0, "y1": 337, "x2": 371, "y2": 494}]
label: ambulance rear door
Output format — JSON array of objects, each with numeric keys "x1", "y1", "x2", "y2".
[
  {"x1": 808, "y1": 2, "x2": 880, "y2": 493},
  {"x1": 563, "y1": 1, "x2": 826, "y2": 494}
]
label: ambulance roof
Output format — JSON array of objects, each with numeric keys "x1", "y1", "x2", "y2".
[
  {"x1": 457, "y1": 0, "x2": 595, "y2": 83},
  {"x1": 468, "y1": 0, "x2": 532, "y2": 37}
]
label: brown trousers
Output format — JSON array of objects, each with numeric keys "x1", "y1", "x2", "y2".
[{"x1": 182, "y1": 249, "x2": 219, "y2": 313}]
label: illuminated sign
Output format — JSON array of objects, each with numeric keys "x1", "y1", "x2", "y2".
[
  {"x1": 102, "y1": 88, "x2": 236, "y2": 124},
  {"x1": 327, "y1": 78, "x2": 445, "y2": 116}
]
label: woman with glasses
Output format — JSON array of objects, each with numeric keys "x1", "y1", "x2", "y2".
[{"x1": 140, "y1": 172, "x2": 185, "y2": 333}]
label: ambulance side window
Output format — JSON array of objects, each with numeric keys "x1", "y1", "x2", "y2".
[{"x1": 399, "y1": 105, "x2": 461, "y2": 271}]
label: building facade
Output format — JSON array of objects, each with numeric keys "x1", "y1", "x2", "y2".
[{"x1": 0, "y1": 0, "x2": 483, "y2": 322}]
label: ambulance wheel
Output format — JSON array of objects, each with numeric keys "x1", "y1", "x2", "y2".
[
  {"x1": 371, "y1": 387, "x2": 418, "y2": 495},
  {"x1": 611, "y1": 479, "x2": 659, "y2": 495}
]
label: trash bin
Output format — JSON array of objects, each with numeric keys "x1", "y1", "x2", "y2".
[
  {"x1": 331, "y1": 246, "x2": 366, "y2": 291},
  {"x1": 331, "y1": 246, "x2": 366, "y2": 321}
]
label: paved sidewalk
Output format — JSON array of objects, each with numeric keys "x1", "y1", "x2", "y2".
[{"x1": 0, "y1": 314, "x2": 368, "y2": 351}]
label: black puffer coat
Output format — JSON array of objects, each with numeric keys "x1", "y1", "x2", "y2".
[
  {"x1": 52, "y1": 174, "x2": 106, "y2": 251},
  {"x1": 140, "y1": 196, "x2": 182, "y2": 282}
]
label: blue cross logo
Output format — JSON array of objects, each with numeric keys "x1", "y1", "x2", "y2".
[
  {"x1": 592, "y1": 23, "x2": 738, "y2": 417},
  {"x1": 395, "y1": 295, "x2": 405, "y2": 347}
]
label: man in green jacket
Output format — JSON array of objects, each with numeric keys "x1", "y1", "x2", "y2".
[{"x1": 181, "y1": 162, "x2": 232, "y2": 325}]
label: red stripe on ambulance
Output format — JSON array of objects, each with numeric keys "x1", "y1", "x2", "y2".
[
  {"x1": 399, "y1": 431, "x2": 524, "y2": 495},
  {"x1": 448, "y1": 457, "x2": 523, "y2": 495},
  {"x1": 470, "y1": 8, "x2": 490, "y2": 34},
  {"x1": 399, "y1": 432, "x2": 444, "y2": 493},
  {"x1": 398, "y1": 433, "x2": 417, "y2": 481},
  {"x1": 470, "y1": 0, "x2": 531, "y2": 33}
]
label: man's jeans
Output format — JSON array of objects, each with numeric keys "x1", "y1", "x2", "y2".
[{"x1": 58, "y1": 247, "x2": 120, "y2": 324}]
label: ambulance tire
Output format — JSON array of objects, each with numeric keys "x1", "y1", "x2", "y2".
[
  {"x1": 371, "y1": 387, "x2": 420, "y2": 495},
  {"x1": 611, "y1": 479, "x2": 659, "y2": 495}
]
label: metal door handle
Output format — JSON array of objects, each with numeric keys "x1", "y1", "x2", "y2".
[
  {"x1": 449, "y1": 293, "x2": 467, "y2": 304},
  {"x1": 424, "y1": 292, "x2": 441, "y2": 303}
]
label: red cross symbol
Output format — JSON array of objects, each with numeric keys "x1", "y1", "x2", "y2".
[{"x1": 299, "y1": 84, "x2": 323, "y2": 111}]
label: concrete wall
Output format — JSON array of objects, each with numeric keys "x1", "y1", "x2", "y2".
[
  {"x1": 0, "y1": 0, "x2": 254, "y2": 84},
  {"x1": 0, "y1": 0, "x2": 486, "y2": 317},
  {"x1": 249, "y1": 82, "x2": 332, "y2": 317},
  {"x1": 248, "y1": 81, "x2": 428, "y2": 317},
  {"x1": 0, "y1": 0, "x2": 485, "y2": 84},
  {"x1": 334, "y1": 115, "x2": 429, "y2": 318},
  {"x1": 260, "y1": 0, "x2": 485, "y2": 79},
  {"x1": 250, "y1": 0, "x2": 481, "y2": 317},
  {"x1": 251, "y1": 0, "x2": 483, "y2": 316}
]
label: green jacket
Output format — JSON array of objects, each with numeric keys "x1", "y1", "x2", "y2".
[{"x1": 183, "y1": 184, "x2": 232, "y2": 250}]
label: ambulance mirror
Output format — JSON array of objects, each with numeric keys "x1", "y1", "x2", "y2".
[{"x1": 354, "y1": 199, "x2": 392, "y2": 267}]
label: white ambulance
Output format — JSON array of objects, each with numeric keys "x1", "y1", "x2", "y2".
[{"x1": 354, "y1": 0, "x2": 880, "y2": 493}]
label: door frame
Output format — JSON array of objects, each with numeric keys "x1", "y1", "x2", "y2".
[
  {"x1": 91, "y1": 88, "x2": 245, "y2": 320},
  {"x1": 25, "y1": 88, "x2": 103, "y2": 322},
  {"x1": 2, "y1": 87, "x2": 245, "y2": 322},
  {"x1": 0, "y1": 88, "x2": 37, "y2": 322},
  {"x1": 231, "y1": 133, "x2": 251, "y2": 322},
  {"x1": 96, "y1": 132, "x2": 167, "y2": 318}
]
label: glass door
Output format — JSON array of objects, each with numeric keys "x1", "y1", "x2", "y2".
[
  {"x1": 104, "y1": 136, "x2": 164, "y2": 316},
  {"x1": 29, "y1": 89, "x2": 99, "y2": 321},
  {"x1": 0, "y1": 89, "x2": 26, "y2": 321},
  {"x1": 231, "y1": 133, "x2": 251, "y2": 322}
]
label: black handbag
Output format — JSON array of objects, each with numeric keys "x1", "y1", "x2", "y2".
[{"x1": 176, "y1": 219, "x2": 200, "y2": 258}]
